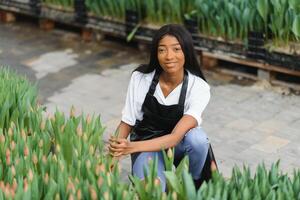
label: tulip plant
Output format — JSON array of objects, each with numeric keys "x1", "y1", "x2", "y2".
[
  {"x1": 82, "y1": 0, "x2": 300, "y2": 48},
  {"x1": 1, "y1": 67, "x2": 300, "y2": 199},
  {"x1": 42, "y1": 0, "x2": 74, "y2": 10}
]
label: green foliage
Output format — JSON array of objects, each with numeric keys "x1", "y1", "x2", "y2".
[
  {"x1": 42, "y1": 0, "x2": 74, "y2": 9},
  {"x1": 1, "y1": 67, "x2": 300, "y2": 199},
  {"x1": 0, "y1": 67, "x2": 39, "y2": 132},
  {"x1": 85, "y1": 0, "x2": 127, "y2": 20},
  {"x1": 84, "y1": 0, "x2": 300, "y2": 47}
]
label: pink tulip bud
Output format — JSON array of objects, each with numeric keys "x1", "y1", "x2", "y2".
[
  {"x1": 0, "y1": 181, "x2": 4, "y2": 190},
  {"x1": 11, "y1": 165, "x2": 16, "y2": 177},
  {"x1": 68, "y1": 194, "x2": 74, "y2": 200},
  {"x1": 42, "y1": 155, "x2": 47, "y2": 164},
  {"x1": 24, "y1": 146, "x2": 29, "y2": 157},
  {"x1": 76, "y1": 189, "x2": 82, "y2": 200},
  {"x1": 5, "y1": 149, "x2": 10, "y2": 157},
  {"x1": 70, "y1": 106, "x2": 76, "y2": 118},
  {"x1": 89, "y1": 186, "x2": 97, "y2": 200},
  {"x1": 23, "y1": 178, "x2": 28, "y2": 191},
  {"x1": 21, "y1": 129, "x2": 26, "y2": 141},
  {"x1": 12, "y1": 178, "x2": 17, "y2": 191},
  {"x1": 28, "y1": 169, "x2": 33, "y2": 182},
  {"x1": 122, "y1": 191, "x2": 128, "y2": 198},
  {"x1": 44, "y1": 173, "x2": 49, "y2": 185},
  {"x1": 32, "y1": 153, "x2": 38, "y2": 165},
  {"x1": 86, "y1": 114, "x2": 92, "y2": 125},
  {"x1": 103, "y1": 191, "x2": 109, "y2": 200},
  {"x1": 66, "y1": 181, "x2": 75, "y2": 193},
  {"x1": 38, "y1": 139, "x2": 43, "y2": 148},
  {"x1": 154, "y1": 178, "x2": 161, "y2": 186},
  {"x1": 10, "y1": 141, "x2": 16, "y2": 151},
  {"x1": 6, "y1": 155, "x2": 11, "y2": 166},
  {"x1": 76, "y1": 127, "x2": 82, "y2": 137},
  {"x1": 89, "y1": 145, "x2": 95, "y2": 154},
  {"x1": 0, "y1": 134, "x2": 5, "y2": 143},
  {"x1": 172, "y1": 192, "x2": 177, "y2": 200},
  {"x1": 97, "y1": 177, "x2": 103, "y2": 188},
  {"x1": 83, "y1": 134, "x2": 87, "y2": 141},
  {"x1": 85, "y1": 160, "x2": 91, "y2": 169},
  {"x1": 8, "y1": 128, "x2": 13, "y2": 137},
  {"x1": 40, "y1": 121, "x2": 45, "y2": 131},
  {"x1": 167, "y1": 148, "x2": 173, "y2": 159}
]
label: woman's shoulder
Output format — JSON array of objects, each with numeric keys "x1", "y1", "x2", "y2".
[
  {"x1": 131, "y1": 70, "x2": 155, "y2": 82},
  {"x1": 187, "y1": 70, "x2": 210, "y2": 90}
]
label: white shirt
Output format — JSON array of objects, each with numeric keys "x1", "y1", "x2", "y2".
[{"x1": 121, "y1": 70, "x2": 210, "y2": 127}]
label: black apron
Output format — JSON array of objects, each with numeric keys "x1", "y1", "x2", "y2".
[
  {"x1": 130, "y1": 69, "x2": 188, "y2": 142},
  {"x1": 130, "y1": 69, "x2": 217, "y2": 186}
]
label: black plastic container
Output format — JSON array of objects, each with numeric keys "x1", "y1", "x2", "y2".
[
  {"x1": 184, "y1": 18, "x2": 198, "y2": 34},
  {"x1": 266, "y1": 51, "x2": 300, "y2": 71},
  {"x1": 74, "y1": 0, "x2": 87, "y2": 24},
  {"x1": 30, "y1": 0, "x2": 41, "y2": 15},
  {"x1": 125, "y1": 9, "x2": 139, "y2": 36},
  {"x1": 247, "y1": 31, "x2": 266, "y2": 60},
  {"x1": 184, "y1": 18, "x2": 199, "y2": 46}
]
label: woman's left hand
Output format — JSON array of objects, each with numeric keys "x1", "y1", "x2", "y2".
[{"x1": 108, "y1": 137, "x2": 135, "y2": 157}]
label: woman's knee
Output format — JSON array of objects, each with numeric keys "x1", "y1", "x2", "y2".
[
  {"x1": 184, "y1": 127, "x2": 209, "y2": 151},
  {"x1": 131, "y1": 152, "x2": 166, "y2": 191}
]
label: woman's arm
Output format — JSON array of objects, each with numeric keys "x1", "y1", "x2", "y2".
[
  {"x1": 115, "y1": 121, "x2": 132, "y2": 139},
  {"x1": 109, "y1": 115, "x2": 197, "y2": 156}
]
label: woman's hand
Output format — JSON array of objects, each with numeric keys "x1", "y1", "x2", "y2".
[{"x1": 108, "y1": 137, "x2": 135, "y2": 158}]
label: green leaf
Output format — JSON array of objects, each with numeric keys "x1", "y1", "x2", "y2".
[
  {"x1": 126, "y1": 24, "x2": 140, "y2": 42},
  {"x1": 183, "y1": 170, "x2": 196, "y2": 199},
  {"x1": 256, "y1": 0, "x2": 269, "y2": 23},
  {"x1": 164, "y1": 171, "x2": 181, "y2": 193},
  {"x1": 292, "y1": 15, "x2": 300, "y2": 38}
]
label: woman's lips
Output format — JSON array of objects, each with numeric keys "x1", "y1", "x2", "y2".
[{"x1": 165, "y1": 62, "x2": 176, "y2": 66}]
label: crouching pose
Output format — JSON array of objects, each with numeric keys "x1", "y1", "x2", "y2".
[{"x1": 109, "y1": 24, "x2": 217, "y2": 191}]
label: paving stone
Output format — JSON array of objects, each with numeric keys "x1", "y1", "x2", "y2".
[
  {"x1": 225, "y1": 118, "x2": 254, "y2": 131},
  {"x1": 250, "y1": 136, "x2": 290, "y2": 153},
  {"x1": 24, "y1": 49, "x2": 79, "y2": 79},
  {"x1": 255, "y1": 119, "x2": 288, "y2": 133}
]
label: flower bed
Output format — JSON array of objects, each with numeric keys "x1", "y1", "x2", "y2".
[{"x1": 1, "y1": 67, "x2": 300, "y2": 199}]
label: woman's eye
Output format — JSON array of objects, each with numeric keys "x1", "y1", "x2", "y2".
[
  {"x1": 174, "y1": 47, "x2": 182, "y2": 52},
  {"x1": 158, "y1": 48, "x2": 166, "y2": 53}
]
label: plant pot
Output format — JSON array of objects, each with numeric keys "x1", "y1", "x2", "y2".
[
  {"x1": 30, "y1": 0, "x2": 41, "y2": 15},
  {"x1": 248, "y1": 31, "x2": 266, "y2": 48},
  {"x1": 266, "y1": 51, "x2": 300, "y2": 71},
  {"x1": 248, "y1": 31, "x2": 265, "y2": 39},
  {"x1": 74, "y1": 0, "x2": 87, "y2": 24},
  {"x1": 184, "y1": 18, "x2": 198, "y2": 34},
  {"x1": 125, "y1": 9, "x2": 139, "y2": 36},
  {"x1": 247, "y1": 45, "x2": 266, "y2": 60}
]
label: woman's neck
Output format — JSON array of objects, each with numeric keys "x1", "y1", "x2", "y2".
[{"x1": 160, "y1": 69, "x2": 184, "y2": 87}]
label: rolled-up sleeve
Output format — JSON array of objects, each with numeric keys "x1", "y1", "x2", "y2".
[
  {"x1": 184, "y1": 80, "x2": 210, "y2": 126},
  {"x1": 121, "y1": 72, "x2": 137, "y2": 126}
]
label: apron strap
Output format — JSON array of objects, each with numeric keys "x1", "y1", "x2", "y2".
[
  {"x1": 148, "y1": 69, "x2": 161, "y2": 95},
  {"x1": 178, "y1": 70, "x2": 188, "y2": 106}
]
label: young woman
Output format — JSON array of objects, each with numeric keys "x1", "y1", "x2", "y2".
[{"x1": 109, "y1": 24, "x2": 216, "y2": 191}]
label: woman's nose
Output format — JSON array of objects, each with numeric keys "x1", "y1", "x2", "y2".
[{"x1": 165, "y1": 50, "x2": 174, "y2": 60}]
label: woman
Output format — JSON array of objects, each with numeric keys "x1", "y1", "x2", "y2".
[{"x1": 109, "y1": 24, "x2": 216, "y2": 191}]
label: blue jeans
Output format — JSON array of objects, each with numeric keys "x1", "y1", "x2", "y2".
[{"x1": 131, "y1": 127, "x2": 209, "y2": 191}]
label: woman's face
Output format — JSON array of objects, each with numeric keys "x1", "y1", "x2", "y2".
[{"x1": 157, "y1": 35, "x2": 185, "y2": 75}]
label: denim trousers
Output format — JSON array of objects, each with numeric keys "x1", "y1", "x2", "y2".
[{"x1": 131, "y1": 127, "x2": 209, "y2": 191}]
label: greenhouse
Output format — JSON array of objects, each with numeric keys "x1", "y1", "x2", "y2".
[{"x1": 0, "y1": 0, "x2": 300, "y2": 199}]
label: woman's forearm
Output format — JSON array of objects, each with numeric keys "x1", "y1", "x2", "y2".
[
  {"x1": 116, "y1": 121, "x2": 132, "y2": 139},
  {"x1": 132, "y1": 133, "x2": 180, "y2": 153}
]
